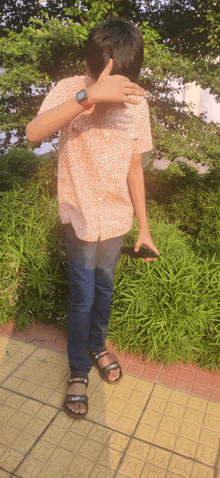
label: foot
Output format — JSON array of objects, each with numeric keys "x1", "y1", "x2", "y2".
[
  {"x1": 91, "y1": 350, "x2": 120, "y2": 382},
  {"x1": 66, "y1": 378, "x2": 87, "y2": 415}
]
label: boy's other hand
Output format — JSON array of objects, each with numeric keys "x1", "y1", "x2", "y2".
[{"x1": 87, "y1": 58, "x2": 145, "y2": 106}]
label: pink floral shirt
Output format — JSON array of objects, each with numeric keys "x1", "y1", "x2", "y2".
[{"x1": 38, "y1": 75, "x2": 153, "y2": 241}]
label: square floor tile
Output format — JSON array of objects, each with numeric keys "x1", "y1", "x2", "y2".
[
  {"x1": 153, "y1": 384, "x2": 172, "y2": 400},
  {"x1": 196, "y1": 443, "x2": 218, "y2": 466},
  {"x1": 111, "y1": 386, "x2": 133, "y2": 401},
  {"x1": 199, "y1": 427, "x2": 220, "y2": 448},
  {"x1": 14, "y1": 456, "x2": 46, "y2": 478},
  {"x1": 115, "y1": 415, "x2": 138, "y2": 435},
  {"x1": 210, "y1": 391, "x2": 220, "y2": 408},
  {"x1": 157, "y1": 372, "x2": 176, "y2": 387},
  {"x1": 97, "y1": 409, "x2": 120, "y2": 428},
  {"x1": 168, "y1": 389, "x2": 189, "y2": 406},
  {"x1": 121, "y1": 402, "x2": 143, "y2": 420},
  {"x1": 203, "y1": 412, "x2": 220, "y2": 431},
  {"x1": 147, "y1": 395, "x2": 168, "y2": 413},
  {"x1": 159, "y1": 414, "x2": 181, "y2": 434},
  {"x1": 0, "y1": 471, "x2": 11, "y2": 478},
  {"x1": 140, "y1": 462, "x2": 167, "y2": 477},
  {"x1": 134, "y1": 422, "x2": 157, "y2": 442},
  {"x1": 118, "y1": 454, "x2": 145, "y2": 478},
  {"x1": 126, "y1": 439, "x2": 150, "y2": 461},
  {"x1": 89, "y1": 464, "x2": 115, "y2": 478},
  {"x1": 138, "y1": 408, "x2": 163, "y2": 427},
  {"x1": 0, "y1": 444, "x2": 25, "y2": 473},
  {"x1": 191, "y1": 462, "x2": 214, "y2": 477},
  {"x1": 178, "y1": 420, "x2": 201, "y2": 442},
  {"x1": 140, "y1": 368, "x2": 159, "y2": 381},
  {"x1": 105, "y1": 396, "x2": 127, "y2": 414},
  {"x1": 183, "y1": 407, "x2": 205, "y2": 426},
  {"x1": 146, "y1": 445, "x2": 171, "y2": 469},
  {"x1": 191, "y1": 383, "x2": 210, "y2": 399},
  {"x1": 206, "y1": 400, "x2": 220, "y2": 416},
  {"x1": 174, "y1": 436, "x2": 197, "y2": 458},
  {"x1": 187, "y1": 394, "x2": 208, "y2": 412},
  {"x1": 168, "y1": 454, "x2": 193, "y2": 477},
  {"x1": 153, "y1": 428, "x2": 177, "y2": 450},
  {"x1": 164, "y1": 401, "x2": 186, "y2": 419},
  {"x1": 98, "y1": 446, "x2": 123, "y2": 470}
]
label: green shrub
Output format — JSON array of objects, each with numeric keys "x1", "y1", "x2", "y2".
[
  {"x1": 109, "y1": 218, "x2": 220, "y2": 370},
  {"x1": 0, "y1": 146, "x2": 41, "y2": 192},
  {"x1": 144, "y1": 161, "x2": 220, "y2": 245},
  {"x1": 0, "y1": 146, "x2": 59, "y2": 198},
  {"x1": 0, "y1": 180, "x2": 68, "y2": 329}
]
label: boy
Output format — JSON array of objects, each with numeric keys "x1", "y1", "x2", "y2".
[{"x1": 26, "y1": 17, "x2": 159, "y2": 419}]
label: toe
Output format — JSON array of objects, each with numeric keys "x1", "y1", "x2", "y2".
[
  {"x1": 79, "y1": 403, "x2": 86, "y2": 414},
  {"x1": 109, "y1": 369, "x2": 120, "y2": 381}
]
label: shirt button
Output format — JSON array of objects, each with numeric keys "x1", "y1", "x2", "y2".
[
  {"x1": 102, "y1": 178, "x2": 106, "y2": 182},
  {"x1": 99, "y1": 197, "x2": 102, "y2": 200},
  {"x1": 100, "y1": 216, "x2": 103, "y2": 220}
]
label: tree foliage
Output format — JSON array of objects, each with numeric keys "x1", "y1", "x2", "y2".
[{"x1": 0, "y1": 0, "x2": 219, "y2": 166}]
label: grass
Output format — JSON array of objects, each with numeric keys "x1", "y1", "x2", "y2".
[{"x1": 1, "y1": 152, "x2": 220, "y2": 369}]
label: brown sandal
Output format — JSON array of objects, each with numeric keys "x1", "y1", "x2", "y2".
[
  {"x1": 89, "y1": 350, "x2": 122, "y2": 384},
  {"x1": 64, "y1": 376, "x2": 89, "y2": 419}
]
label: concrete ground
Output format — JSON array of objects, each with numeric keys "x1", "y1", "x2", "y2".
[{"x1": 0, "y1": 321, "x2": 220, "y2": 478}]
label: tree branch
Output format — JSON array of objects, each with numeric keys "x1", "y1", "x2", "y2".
[{"x1": 165, "y1": 29, "x2": 192, "y2": 46}]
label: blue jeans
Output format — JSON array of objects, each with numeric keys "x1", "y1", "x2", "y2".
[{"x1": 64, "y1": 223, "x2": 126, "y2": 379}]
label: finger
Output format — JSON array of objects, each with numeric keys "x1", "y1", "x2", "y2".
[
  {"x1": 101, "y1": 58, "x2": 113, "y2": 76},
  {"x1": 122, "y1": 97, "x2": 140, "y2": 105},
  {"x1": 123, "y1": 88, "x2": 145, "y2": 96}
]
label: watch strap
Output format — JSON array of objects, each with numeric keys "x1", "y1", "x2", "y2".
[{"x1": 80, "y1": 98, "x2": 93, "y2": 110}]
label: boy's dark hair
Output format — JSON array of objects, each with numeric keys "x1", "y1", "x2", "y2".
[{"x1": 84, "y1": 17, "x2": 144, "y2": 83}]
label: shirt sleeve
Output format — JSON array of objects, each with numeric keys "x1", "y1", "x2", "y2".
[
  {"x1": 37, "y1": 76, "x2": 82, "y2": 115},
  {"x1": 132, "y1": 93, "x2": 153, "y2": 154}
]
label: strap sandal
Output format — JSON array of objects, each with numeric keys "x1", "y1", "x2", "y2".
[
  {"x1": 89, "y1": 349, "x2": 122, "y2": 384},
  {"x1": 64, "y1": 376, "x2": 89, "y2": 419}
]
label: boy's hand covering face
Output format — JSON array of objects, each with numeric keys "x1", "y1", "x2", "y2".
[{"x1": 87, "y1": 58, "x2": 145, "y2": 105}]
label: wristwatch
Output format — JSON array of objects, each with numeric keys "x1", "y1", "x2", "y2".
[{"x1": 75, "y1": 89, "x2": 93, "y2": 110}]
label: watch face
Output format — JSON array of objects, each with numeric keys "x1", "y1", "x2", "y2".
[
  {"x1": 76, "y1": 89, "x2": 87, "y2": 103},
  {"x1": 78, "y1": 90, "x2": 86, "y2": 101}
]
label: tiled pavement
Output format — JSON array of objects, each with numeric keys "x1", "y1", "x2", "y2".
[{"x1": 0, "y1": 322, "x2": 220, "y2": 477}]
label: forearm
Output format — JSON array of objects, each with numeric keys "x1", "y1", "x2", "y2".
[
  {"x1": 26, "y1": 97, "x2": 85, "y2": 143},
  {"x1": 127, "y1": 166, "x2": 150, "y2": 233}
]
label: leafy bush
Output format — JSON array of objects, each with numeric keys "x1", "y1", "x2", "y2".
[
  {"x1": 0, "y1": 146, "x2": 58, "y2": 197},
  {"x1": 0, "y1": 146, "x2": 40, "y2": 192},
  {"x1": 144, "y1": 161, "x2": 220, "y2": 245},
  {"x1": 0, "y1": 180, "x2": 68, "y2": 329},
  {"x1": 109, "y1": 218, "x2": 220, "y2": 370}
]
